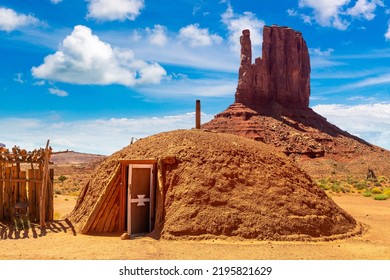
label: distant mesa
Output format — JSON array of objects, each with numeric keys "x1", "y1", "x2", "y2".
[{"x1": 202, "y1": 25, "x2": 390, "y2": 179}]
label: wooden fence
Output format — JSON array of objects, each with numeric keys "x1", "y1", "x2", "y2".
[{"x1": 0, "y1": 164, "x2": 54, "y2": 223}]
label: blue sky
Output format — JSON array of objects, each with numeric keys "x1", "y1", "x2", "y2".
[{"x1": 0, "y1": 0, "x2": 390, "y2": 154}]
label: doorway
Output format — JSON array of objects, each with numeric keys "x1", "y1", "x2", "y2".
[{"x1": 127, "y1": 164, "x2": 155, "y2": 235}]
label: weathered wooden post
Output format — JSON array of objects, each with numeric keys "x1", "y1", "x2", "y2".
[
  {"x1": 196, "y1": 100, "x2": 201, "y2": 129},
  {"x1": 39, "y1": 140, "x2": 50, "y2": 228},
  {"x1": 0, "y1": 162, "x2": 3, "y2": 220}
]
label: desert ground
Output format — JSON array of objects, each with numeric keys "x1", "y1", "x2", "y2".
[{"x1": 0, "y1": 193, "x2": 389, "y2": 260}]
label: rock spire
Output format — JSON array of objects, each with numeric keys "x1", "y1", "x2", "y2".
[{"x1": 235, "y1": 25, "x2": 311, "y2": 109}]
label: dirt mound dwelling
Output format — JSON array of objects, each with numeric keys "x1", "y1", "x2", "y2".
[
  {"x1": 202, "y1": 25, "x2": 390, "y2": 179},
  {"x1": 68, "y1": 129, "x2": 361, "y2": 240}
]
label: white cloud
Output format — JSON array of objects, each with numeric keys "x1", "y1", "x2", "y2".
[
  {"x1": 178, "y1": 24, "x2": 223, "y2": 47},
  {"x1": 344, "y1": 73, "x2": 390, "y2": 89},
  {"x1": 86, "y1": 0, "x2": 144, "y2": 21},
  {"x1": 346, "y1": 0, "x2": 384, "y2": 20},
  {"x1": 139, "y1": 76, "x2": 236, "y2": 98},
  {"x1": 0, "y1": 7, "x2": 41, "y2": 32},
  {"x1": 309, "y1": 48, "x2": 334, "y2": 56},
  {"x1": 145, "y1": 25, "x2": 168, "y2": 46},
  {"x1": 296, "y1": 0, "x2": 384, "y2": 30},
  {"x1": 313, "y1": 103, "x2": 390, "y2": 150},
  {"x1": 33, "y1": 80, "x2": 46, "y2": 86},
  {"x1": 385, "y1": 23, "x2": 390, "y2": 41},
  {"x1": 221, "y1": 4, "x2": 265, "y2": 54},
  {"x1": 298, "y1": 0, "x2": 350, "y2": 30},
  {"x1": 0, "y1": 113, "x2": 214, "y2": 155},
  {"x1": 14, "y1": 73, "x2": 25, "y2": 84},
  {"x1": 50, "y1": 0, "x2": 63, "y2": 4},
  {"x1": 48, "y1": 87, "x2": 68, "y2": 97},
  {"x1": 31, "y1": 25, "x2": 166, "y2": 87}
]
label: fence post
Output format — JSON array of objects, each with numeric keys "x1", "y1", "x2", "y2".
[
  {"x1": 40, "y1": 140, "x2": 50, "y2": 228},
  {"x1": 0, "y1": 163, "x2": 3, "y2": 220}
]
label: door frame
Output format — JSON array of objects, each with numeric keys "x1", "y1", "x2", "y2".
[
  {"x1": 127, "y1": 164, "x2": 155, "y2": 235},
  {"x1": 119, "y1": 160, "x2": 157, "y2": 236}
]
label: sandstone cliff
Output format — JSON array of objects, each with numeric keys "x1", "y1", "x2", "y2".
[{"x1": 236, "y1": 26, "x2": 310, "y2": 109}]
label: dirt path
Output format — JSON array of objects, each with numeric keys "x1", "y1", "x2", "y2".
[{"x1": 0, "y1": 194, "x2": 389, "y2": 260}]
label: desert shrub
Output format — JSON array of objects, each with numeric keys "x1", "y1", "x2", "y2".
[
  {"x1": 371, "y1": 187, "x2": 382, "y2": 194},
  {"x1": 374, "y1": 194, "x2": 388, "y2": 200},
  {"x1": 362, "y1": 191, "x2": 372, "y2": 197},
  {"x1": 347, "y1": 177, "x2": 357, "y2": 185},
  {"x1": 317, "y1": 179, "x2": 331, "y2": 190},
  {"x1": 54, "y1": 188, "x2": 62, "y2": 195},
  {"x1": 378, "y1": 176, "x2": 388, "y2": 183},
  {"x1": 354, "y1": 181, "x2": 367, "y2": 190},
  {"x1": 374, "y1": 181, "x2": 382, "y2": 187},
  {"x1": 383, "y1": 189, "x2": 390, "y2": 197},
  {"x1": 58, "y1": 175, "x2": 67, "y2": 182}
]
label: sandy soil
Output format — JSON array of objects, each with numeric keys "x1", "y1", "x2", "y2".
[{"x1": 0, "y1": 194, "x2": 389, "y2": 260}]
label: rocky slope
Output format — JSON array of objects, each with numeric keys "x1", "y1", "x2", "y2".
[{"x1": 203, "y1": 25, "x2": 390, "y2": 179}]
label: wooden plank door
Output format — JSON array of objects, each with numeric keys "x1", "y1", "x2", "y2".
[{"x1": 127, "y1": 164, "x2": 154, "y2": 235}]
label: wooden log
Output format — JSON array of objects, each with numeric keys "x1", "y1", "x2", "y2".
[
  {"x1": 46, "y1": 168, "x2": 54, "y2": 221},
  {"x1": 0, "y1": 162, "x2": 3, "y2": 220},
  {"x1": 4, "y1": 167, "x2": 11, "y2": 220},
  {"x1": 101, "y1": 187, "x2": 120, "y2": 232},
  {"x1": 20, "y1": 171, "x2": 27, "y2": 203},
  {"x1": 28, "y1": 169, "x2": 35, "y2": 221},
  {"x1": 40, "y1": 140, "x2": 50, "y2": 228},
  {"x1": 81, "y1": 164, "x2": 121, "y2": 233},
  {"x1": 118, "y1": 164, "x2": 126, "y2": 232},
  {"x1": 91, "y1": 174, "x2": 121, "y2": 232},
  {"x1": 10, "y1": 166, "x2": 18, "y2": 218},
  {"x1": 16, "y1": 163, "x2": 21, "y2": 202},
  {"x1": 33, "y1": 169, "x2": 41, "y2": 222},
  {"x1": 89, "y1": 170, "x2": 121, "y2": 232},
  {"x1": 105, "y1": 202, "x2": 119, "y2": 232}
]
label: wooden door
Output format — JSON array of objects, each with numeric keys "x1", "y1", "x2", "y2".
[{"x1": 127, "y1": 164, "x2": 154, "y2": 235}]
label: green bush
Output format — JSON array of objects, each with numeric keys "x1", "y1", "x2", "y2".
[
  {"x1": 58, "y1": 175, "x2": 67, "y2": 182},
  {"x1": 371, "y1": 187, "x2": 382, "y2": 194},
  {"x1": 354, "y1": 181, "x2": 367, "y2": 190},
  {"x1": 374, "y1": 194, "x2": 388, "y2": 200},
  {"x1": 362, "y1": 191, "x2": 372, "y2": 197}
]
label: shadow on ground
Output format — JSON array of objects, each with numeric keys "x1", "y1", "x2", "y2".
[{"x1": 0, "y1": 218, "x2": 76, "y2": 240}]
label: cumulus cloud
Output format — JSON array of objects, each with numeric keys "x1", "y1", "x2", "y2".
[
  {"x1": 298, "y1": 0, "x2": 350, "y2": 30},
  {"x1": 0, "y1": 7, "x2": 41, "y2": 32},
  {"x1": 347, "y1": 0, "x2": 384, "y2": 20},
  {"x1": 86, "y1": 0, "x2": 144, "y2": 21},
  {"x1": 31, "y1": 25, "x2": 166, "y2": 86},
  {"x1": 48, "y1": 87, "x2": 68, "y2": 97},
  {"x1": 221, "y1": 4, "x2": 265, "y2": 54},
  {"x1": 145, "y1": 25, "x2": 168, "y2": 46},
  {"x1": 295, "y1": 0, "x2": 384, "y2": 30},
  {"x1": 178, "y1": 24, "x2": 222, "y2": 47},
  {"x1": 313, "y1": 103, "x2": 390, "y2": 150}
]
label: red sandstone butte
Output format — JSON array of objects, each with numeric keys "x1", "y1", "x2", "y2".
[
  {"x1": 236, "y1": 25, "x2": 310, "y2": 109},
  {"x1": 202, "y1": 25, "x2": 390, "y2": 179}
]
